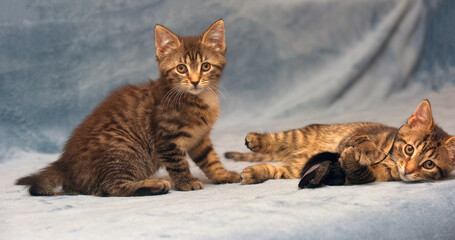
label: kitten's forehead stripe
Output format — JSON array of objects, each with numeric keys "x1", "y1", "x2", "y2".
[
  {"x1": 415, "y1": 140, "x2": 422, "y2": 149},
  {"x1": 188, "y1": 52, "x2": 194, "y2": 62},
  {"x1": 423, "y1": 145, "x2": 435, "y2": 153},
  {"x1": 428, "y1": 150, "x2": 436, "y2": 158},
  {"x1": 421, "y1": 142, "x2": 428, "y2": 151}
]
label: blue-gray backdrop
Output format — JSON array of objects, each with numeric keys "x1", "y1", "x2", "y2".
[{"x1": 1, "y1": 0, "x2": 454, "y2": 160}]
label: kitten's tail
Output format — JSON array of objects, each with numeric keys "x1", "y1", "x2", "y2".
[
  {"x1": 224, "y1": 152, "x2": 288, "y2": 162},
  {"x1": 16, "y1": 163, "x2": 63, "y2": 196}
]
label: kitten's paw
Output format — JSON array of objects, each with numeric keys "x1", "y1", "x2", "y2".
[
  {"x1": 340, "y1": 147, "x2": 352, "y2": 168},
  {"x1": 357, "y1": 152, "x2": 373, "y2": 166},
  {"x1": 245, "y1": 133, "x2": 264, "y2": 152},
  {"x1": 174, "y1": 177, "x2": 204, "y2": 191},
  {"x1": 344, "y1": 135, "x2": 376, "y2": 165},
  {"x1": 135, "y1": 179, "x2": 171, "y2": 195},
  {"x1": 240, "y1": 166, "x2": 268, "y2": 184},
  {"x1": 340, "y1": 147, "x2": 371, "y2": 167},
  {"x1": 212, "y1": 171, "x2": 241, "y2": 184}
]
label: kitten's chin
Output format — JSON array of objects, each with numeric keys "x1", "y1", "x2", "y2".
[
  {"x1": 399, "y1": 171, "x2": 420, "y2": 182},
  {"x1": 186, "y1": 87, "x2": 204, "y2": 95},
  {"x1": 400, "y1": 174, "x2": 413, "y2": 182}
]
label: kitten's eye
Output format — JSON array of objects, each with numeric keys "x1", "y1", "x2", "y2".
[
  {"x1": 201, "y1": 62, "x2": 211, "y2": 72},
  {"x1": 176, "y1": 64, "x2": 187, "y2": 74},
  {"x1": 404, "y1": 144, "x2": 414, "y2": 156},
  {"x1": 422, "y1": 160, "x2": 435, "y2": 170}
]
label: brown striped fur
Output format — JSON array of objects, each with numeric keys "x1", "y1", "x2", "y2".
[
  {"x1": 16, "y1": 19, "x2": 240, "y2": 196},
  {"x1": 225, "y1": 100, "x2": 455, "y2": 185}
]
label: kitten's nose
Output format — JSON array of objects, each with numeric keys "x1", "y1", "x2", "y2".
[
  {"x1": 191, "y1": 80, "x2": 200, "y2": 87},
  {"x1": 404, "y1": 161, "x2": 417, "y2": 174},
  {"x1": 190, "y1": 74, "x2": 200, "y2": 87}
]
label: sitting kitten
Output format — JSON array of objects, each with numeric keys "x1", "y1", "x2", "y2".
[
  {"x1": 225, "y1": 100, "x2": 455, "y2": 185},
  {"x1": 17, "y1": 19, "x2": 240, "y2": 196}
]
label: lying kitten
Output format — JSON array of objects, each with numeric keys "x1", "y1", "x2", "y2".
[
  {"x1": 226, "y1": 100, "x2": 455, "y2": 185},
  {"x1": 17, "y1": 19, "x2": 240, "y2": 196}
]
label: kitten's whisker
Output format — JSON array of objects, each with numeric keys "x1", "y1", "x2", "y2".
[
  {"x1": 176, "y1": 89, "x2": 186, "y2": 110},
  {"x1": 180, "y1": 90, "x2": 187, "y2": 109},
  {"x1": 377, "y1": 147, "x2": 388, "y2": 156},
  {"x1": 162, "y1": 90, "x2": 173, "y2": 112},
  {"x1": 170, "y1": 88, "x2": 180, "y2": 111},
  {"x1": 163, "y1": 90, "x2": 174, "y2": 108},
  {"x1": 164, "y1": 87, "x2": 181, "y2": 113},
  {"x1": 215, "y1": 85, "x2": 230, "y2": 102},
  {"x1": 163, "y1": 86, "x2": 178, "y2": 103},
  {"x1": 163, "y1": 88, "x2": 175, "y2": 109},
  {"x1": 218, "y1": 85, "x2": 229, "y2": 94},
  {"x1": 207, "y1": 86, "x2": 220, "y2": 101},
  {"x1": 172, "y1": 88, "x2": 181, "y2": 110},
  {"x1": 216, "y1": 87, "x2": 227, "y2": 101},
  {"x1": 169, "y1": 86, "x2": 182, "y2": 110},
  {"x1": 376, "y1": 146, "x2": 398, "y2": 163},
  {"x1": 388, "y1": 154, "x2": 398, "y2": 163}
]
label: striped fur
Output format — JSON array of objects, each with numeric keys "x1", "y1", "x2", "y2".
[
  {"x1": 16, "y1": 19, "x2": 240, "y2": 196},
  {"x1": 226, "y1": 101, "x2": 455, "y2": 185}
]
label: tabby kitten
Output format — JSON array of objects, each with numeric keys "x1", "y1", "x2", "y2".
[
  {"x1": 16, "y1": 19, "x2": 240, "y2": 196},
  {"x1": 225, "y1": 100, "x2": 455, "y2": 185}
]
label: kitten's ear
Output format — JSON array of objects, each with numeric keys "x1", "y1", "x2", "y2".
[
  {"x1": 406, "y1": 100, "x2": 434, "y2": 130},
  {"x1": 445, "y1": 136, "x2": 455, "y2": 164},
  {"x1": 155, "y1": 25, "x2": 181, "y2": 60},
  {"x1": 201, "y1": 19, "x2": 226, "y2": 53}
]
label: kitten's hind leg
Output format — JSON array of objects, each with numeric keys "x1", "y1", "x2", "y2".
[
  {"x1": 245, "y1": 129, "x2": 305, "y2": 154},
  {"x1": 224, "y1": 152, "x2": 277, "y2": 162},
  {"x1": 98, "y1": 178, "x2": 171, "y2": 197},
  {"x1": 240, "y1": 162, "x2": 302, "y2": 184}
]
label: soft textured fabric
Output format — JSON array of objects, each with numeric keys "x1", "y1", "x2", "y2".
[{"x1": 1, "y1": 0, "x2": 454, "y2": 239}]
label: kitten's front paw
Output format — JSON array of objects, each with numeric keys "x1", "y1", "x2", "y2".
[
  {"x1": 340, "y1": 147, "x2": 355, "y2": 169},
  {"x1": 240, "y1": 166, "x2": 267, "y2": 184},
  {"x1": 212, "y1": 171, "x2": 241, "y2": 184},
  {"x1": 341, "y1": 147, "x2": 371, "y2": 166},
  {"x1": 174, "y1": 177, "x2": 204, "y2": 191},
  {"x1": 245, "y1": 133, "x2": 264, "y2": 152}
]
